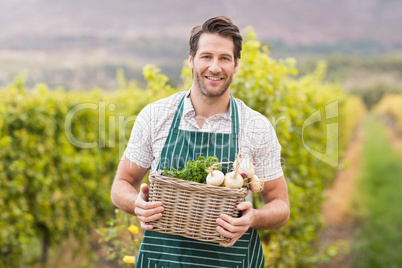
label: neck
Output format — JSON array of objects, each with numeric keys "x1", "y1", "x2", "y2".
[{"x1": 190, "y1": 88, "x2": 230, "y2": 126}]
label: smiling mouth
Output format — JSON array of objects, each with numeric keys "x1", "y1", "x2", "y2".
[{"x1": 206, "y1": 76, "x2": 223, "y2": 81}]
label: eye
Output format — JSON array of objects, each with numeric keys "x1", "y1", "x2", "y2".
[
  {"x1": 221, "y1": 57, "x2": 231, "y2": 61},
  {"x1": 201, "y1": 55, "x2": 211, "y2": 59}
]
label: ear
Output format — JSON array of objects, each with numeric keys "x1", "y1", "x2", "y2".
[
  {"x1": 234, "y1": 60, "x2": 240, "y2": 74},
  {"x1": 188, "y1": 54, "x2": 194, "y2": 70}
]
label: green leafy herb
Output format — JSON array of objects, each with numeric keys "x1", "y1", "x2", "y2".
[{"x1": 163, "y1": 156, "x2": 221, "y2": 183}]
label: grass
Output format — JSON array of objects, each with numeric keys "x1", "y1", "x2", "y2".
[{"x1": 351, "y1": 116, "x2": 402, "y2": 268}]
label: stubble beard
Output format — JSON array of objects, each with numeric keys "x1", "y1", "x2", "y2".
[{"x1": 193, "y1": 69, "x2": 233, "y2": 101}]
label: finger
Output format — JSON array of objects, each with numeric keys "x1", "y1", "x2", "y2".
[
  {"x1": 139, "y1": 183, "x2": 150, "y2": 202},
  {"x1": 136, "y1": 197, "x2": 163, "y2": 210},
  {"x1": 135, "y1": 204, "x2": 163, "y2": 217},
  {"x1": 237, "y1": 201, "x2": 252, "y2": 211},
  {"x1": 140, "y1": 221, "x2": 154, "y2": 231},
  {"x1": 137, "y1": 211, "x2": 163, "y2": 224},
  {"x1": 136, "y1": 185, "x2": 163, "y2": 209},
  {"x1": 217, "y1": 217, "x2": 235, "y2": 233},
  {"x1": 217, "y1": 218, "x2": 248, "y2": 235},
  {"x1": 216, "y1": 225, "x2": 236, "y2": 239},
  {"x1": 219, "y1": 204, "x2": 253, "y2": 227},
  {"x1": 216, "y1": 225, "x2": 243, "y2": 248},
  {"x1": 219, "y1": 213, "x2": 247, "y2": 227},
  {"x1": 219, "y1": 238, "x2": 237, "y2": 248},
  {"x1": 219, "y1": 213, "x2": 235, "y2": 225}
]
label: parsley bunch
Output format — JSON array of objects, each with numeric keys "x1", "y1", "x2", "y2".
[{"x1": 163, "y1": 156, "x2": 221, "y2": 183}]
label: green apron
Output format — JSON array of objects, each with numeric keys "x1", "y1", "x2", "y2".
[{"x1": 136, "y1": 95, "x2": 264, "y2": 268}]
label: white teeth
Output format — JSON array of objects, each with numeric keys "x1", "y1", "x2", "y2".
[{"x1": 207, "y1": 77, "x2": 221, "y2": 81}]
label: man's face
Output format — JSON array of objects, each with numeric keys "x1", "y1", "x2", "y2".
[{"x1": 189, "y1": 33, "x2": 239, "y2": 98}]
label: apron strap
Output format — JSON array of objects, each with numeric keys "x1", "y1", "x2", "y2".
[
  {"x1": 170, "y1": 94, "x2": 239, "y2": 135},
  {"x1": 170, "y1": 94, "x2": 185, "y2": 130},
  {"x1": 230, "y1": 95, "x2": 239, "y2": 135}
]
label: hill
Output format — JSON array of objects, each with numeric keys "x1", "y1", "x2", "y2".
[
  {"x1": 1, "y1": 0, "x2": 402, "y2": 47},
  {"x1": 1, "y1": 0, "x2": 402, "y2": 89}
]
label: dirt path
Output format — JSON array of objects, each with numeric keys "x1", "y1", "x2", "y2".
[
  {"x1": 384, "y1": 116, "x2": 402, "y2": 153},
  {"x1": 319, "y1": 124, "x2": 365, "y2": 268},
  {"x1": 319, "y1": 115, "x2": 402, "y2": 268}
]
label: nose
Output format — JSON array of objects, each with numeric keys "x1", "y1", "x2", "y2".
[{"x1": 208, "y1": 59, "x2": 221, "y2": 74}]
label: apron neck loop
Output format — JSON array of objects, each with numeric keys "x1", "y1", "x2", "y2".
[{"x1": 171, "y1": 94, "x2": 239, "y2": 135}]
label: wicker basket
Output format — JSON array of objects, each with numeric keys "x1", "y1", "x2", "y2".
[{"x1": 148, "y1": 171, "x2": 249, "y2": 243}]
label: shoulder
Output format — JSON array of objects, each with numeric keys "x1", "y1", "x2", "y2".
[
  {"x1": 234, "y1": 97, "x2": 279, "y2": 150},
  {"x1": 234, "y1": 97, "x2": 273, "y2": 130},
  {"x1": 151, "y1": 91, "x2": 186, "y2": 107},
  {"x1": 139, "y1": 91, "x2": 186, "y2": 117}
]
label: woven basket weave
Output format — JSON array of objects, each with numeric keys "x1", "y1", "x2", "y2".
[{"x1": 148, "y1": 172, "x2": 249, "y2": 243}]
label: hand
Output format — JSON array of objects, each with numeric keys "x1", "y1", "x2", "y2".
[
  {"x1": 134, "y1": 183, "x2": 164, "y2": 230},
  {"x1": 216, "y1": 201, "x2": 255, "y2": 247}
]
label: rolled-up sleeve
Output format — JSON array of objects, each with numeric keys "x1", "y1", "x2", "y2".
[
  {"x1": 242, "y1": 113, "x2": 284, "y2": 181},
  {"x1": 123, "y1": 105, "x2": 153, "y2": 169}
]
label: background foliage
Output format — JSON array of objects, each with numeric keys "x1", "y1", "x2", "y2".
[
  {"x1": 0, "y1": 30, "x2": 365, "y2": 267},
  {"x1": 374, "y1": 94, "x2": 402, "y2": 128}
]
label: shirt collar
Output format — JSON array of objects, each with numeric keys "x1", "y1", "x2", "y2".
[{"x1": 183, "y1": 88, "x2": 232, "y2": 119}]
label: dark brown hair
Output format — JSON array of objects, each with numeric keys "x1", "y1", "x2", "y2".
[{"x1": 189, "y1": 16, "x2": 242, "y2": 64}]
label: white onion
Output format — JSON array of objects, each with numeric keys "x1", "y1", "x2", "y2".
[
  {"x1": 233, "y1": 157, "x2": 255, "y2": 178},
  {"x1": 206, "y1": 170, "x2": 225, "y2": 186},
  {"x1": 224, "y1": 171, "x2": 244, "y2": 189}
]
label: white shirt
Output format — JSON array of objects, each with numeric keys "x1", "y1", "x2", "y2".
[{"x1": 124, "y1": 90, "x2": 284, "y2": 181}]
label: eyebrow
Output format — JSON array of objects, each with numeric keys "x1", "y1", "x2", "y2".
[{"x1": 198, "y1": 52, "x2": 233, "y2": 59}]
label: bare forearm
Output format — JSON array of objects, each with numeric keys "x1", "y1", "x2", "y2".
[
  {"x1": 111, "y1": 179, "x2": 138, "y2": 216},
  {"x1": 111, "y1": 159, "x2": 149, "y2": 215},
  {"x1": 251, "y1": 199, "x2": 290, "y2": 230}
]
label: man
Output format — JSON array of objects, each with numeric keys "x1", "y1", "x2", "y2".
[{"x1": 111, "y1": 16, "x2": 290, "y2": 267}]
